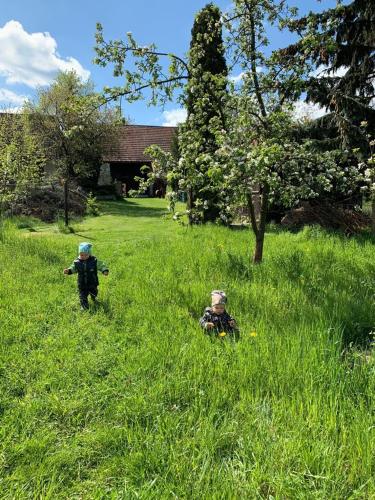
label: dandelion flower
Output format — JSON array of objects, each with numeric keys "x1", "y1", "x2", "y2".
[
  {"x1": 249, "y1": 331, "x2": 257, "y2": 337},
  {"x1": 219, "y1": 331, "x2": 226, "y2": 337}
]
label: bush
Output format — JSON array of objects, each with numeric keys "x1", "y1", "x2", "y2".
[{"x1": 85, "y1": 192, "x2": 100, "y2": 216}]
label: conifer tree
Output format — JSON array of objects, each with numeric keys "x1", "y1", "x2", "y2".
[
  {"x1": 179, "y1": 3, "x2": 228, "y2": 222},
  {"x1": 279, "y1": 0, "x2": 375, "y2": 153}
]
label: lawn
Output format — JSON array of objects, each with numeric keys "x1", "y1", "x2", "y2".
[{"x1": 0, "y1": 198, "x2": 374, "y2": 499}]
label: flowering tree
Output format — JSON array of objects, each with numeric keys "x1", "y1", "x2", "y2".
[
  {"x1": 217, "y1": 0, "x2": 364, "y2": 263},
  {"x1": 276, "y1": 0, "x2": 374, "y2": 233},
  {"x1": 218, "y1": 100, "x2": 362, "y2": 262},
  {"x1": 356, "y1": 123, "x2": 375, "y2": 233}
]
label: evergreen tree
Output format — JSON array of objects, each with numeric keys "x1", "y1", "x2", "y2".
[
  {"x1": 179, "y1": 3, "x2": 228, "y2": 222},
  {"x1": 279, "y1": 0, "x2": 375, "y2": 153}
]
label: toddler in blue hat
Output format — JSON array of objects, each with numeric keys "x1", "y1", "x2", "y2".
[{"x1": 64, "y1": 242, "x2": 109, "y2": 310}]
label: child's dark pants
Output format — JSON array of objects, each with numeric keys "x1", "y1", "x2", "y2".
[{"x1": 79, "y1": 286, "x2": 98, "y2": 309}]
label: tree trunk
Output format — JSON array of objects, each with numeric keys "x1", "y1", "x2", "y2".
[
  {"x1": 253, "y1": 233, "x2": 265, "y2": 263},
  {"x1": 372, "y1": 196, "x2": 375, "y2": 235},
  {"x1": 187, "y1": 186, "x2": 194, "y2": 225},
  {"x1": 252, "y1": 184, "x2": 269, "y2": 264},
  {"x1": 64, "y1": 179, "x2": 69, "y2": 226}
]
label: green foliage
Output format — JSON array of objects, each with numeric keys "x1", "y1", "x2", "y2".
[
  {"x1": 0, "y1": 199, "x2": 374, "y2": 497},
  {"x1": 0, "y1": 113, "x2": 45, "y2": 214},
  {"x1": 278, "y1": 0, "x2": 375, "y2": 154},
  {"x1": 85, "y1": 192, "x2": 100, "y2": 216},
  {"x1": 179, "y1": 3, "x2": 228, "y2": 223},
  {"x1": 25, "y1": 71, "x2": 121, "y2": 189}
]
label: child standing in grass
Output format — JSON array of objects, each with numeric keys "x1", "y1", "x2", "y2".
[
  {"x1": 64, "y1": 242, "x2": 109, "y2": 310},
  {"x1": 200, "y1": 290, "x2": 239, "y2": 340}
]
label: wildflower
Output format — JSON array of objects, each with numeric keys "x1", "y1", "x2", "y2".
[
  {"x1": 249, "y1": 331, "x2": 257, "y2": 337},
  {"x1": 219, "y1": 331, "x2": 226, "y2": 337}
]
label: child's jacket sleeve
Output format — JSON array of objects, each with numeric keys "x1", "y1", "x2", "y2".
[
  {"x1": 223, "y1": 311, "x2": 239, "y2": 330},
  {"x1": 97, "y1": 260, "x2": 109, "y2": 273},
  {"x1": 199, "y1": 308, "x2": 212, "y2": 329},
  {"x1": 66, "y1": 261, "x2": 77, "y2": 275}
]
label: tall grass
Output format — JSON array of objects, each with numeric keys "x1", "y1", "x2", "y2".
[{"x1": 0, "y1": 199, "x2": 374, "y2": 498}]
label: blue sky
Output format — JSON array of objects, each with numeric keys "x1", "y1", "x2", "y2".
[{"x1": 0, "y1": 0, "x2": 341, "y2": 125}]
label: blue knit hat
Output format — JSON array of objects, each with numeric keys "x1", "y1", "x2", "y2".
[{"x1": 78, "y1": 242, "x2": 92, "y2": 255}]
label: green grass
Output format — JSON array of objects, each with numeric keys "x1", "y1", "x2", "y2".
[{"x1": 0, "y1": 198, "x2": 374, "y2": 499}]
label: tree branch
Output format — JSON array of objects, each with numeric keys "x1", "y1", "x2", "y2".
[
  {"x1": 100, "y1": 76, "x2": 189, "y2": 106},
  {"x1": 101, "y1": 42, "x2": 190, "y2": 75},
  {"x1": 247, "y1": 191, "x2": 259, "y2": 236},
  {"x1": 244, "y1": 1, "x2": 268, "y2": 118}
]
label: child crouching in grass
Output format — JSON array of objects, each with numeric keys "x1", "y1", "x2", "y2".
[
  {"x1": 64, "y1": 242, "x2": 109, "y2": 310},
  {"x1": 200, "y1": 290, "x2": 239, "y2": 340}
]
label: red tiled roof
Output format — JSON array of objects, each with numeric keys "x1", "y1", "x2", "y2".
[{"x1": 103, "y1": 124, "x2": 177, "y2": 163}]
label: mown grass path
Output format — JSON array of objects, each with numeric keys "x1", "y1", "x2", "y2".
[{"x1": 0, "y1": 199, "x2": 374, "y2": 498}]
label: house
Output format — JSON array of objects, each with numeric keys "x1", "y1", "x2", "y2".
[{"x1": 99, "y1": 124, "x2": 177, "y2": 196}]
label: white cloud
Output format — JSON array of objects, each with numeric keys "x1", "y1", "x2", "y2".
[
  {"x1": 0, "y1": 88, "x2": 28, "y2": 106},
  {"x1": 1, "y1": 106, "x2": 22, "y2": 113},
  {"x1": 162, "y1": 108, "x2": 187, "y2": 126},
  {"x1": 230, "y1": 72, "x2": 245, "y2": 83},
  {"x1": 312, "y1": 64, "x2": 348, "y2": 79},
  {"x1": 293, "y1": 100, "x2": 327, "y2": 121},
  {"x1": 229, "y1": 68, "x2": 263, "y2": 84},
  {"x1": 0, "y1": 20, "x2": 90, "y2": 88}
]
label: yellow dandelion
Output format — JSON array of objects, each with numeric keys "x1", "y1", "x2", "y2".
[
  {"x1": 249, "y1": 331, "x2": 257, "y2": 337},
  {"x1": 219, "y1": 331, "x2": 226, "y2": 337}
]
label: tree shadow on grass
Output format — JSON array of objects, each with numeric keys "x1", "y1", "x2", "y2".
[
  {"x1": 74, "y1": 233, "x2": 96, "y2": 240},
  {"x1": 100, "y1": 199, "x2": 168, "y2": 218}
]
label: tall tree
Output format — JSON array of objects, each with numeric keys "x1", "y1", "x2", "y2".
[
  {"x1": 180, "y1": 3, "x2": 228, "y2": 222},
  {"x1": 25, "y1": 71, "x2": 120, "y2": 225},
  {"x1": 218, "y1": 0, "x2": 362, "y2": 263}
]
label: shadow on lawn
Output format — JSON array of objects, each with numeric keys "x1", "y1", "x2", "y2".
[{"x1": 100, "y1": 199, "x2": 168, "y2": 218}]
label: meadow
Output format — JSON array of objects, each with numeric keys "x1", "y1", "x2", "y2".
[{"x1": 0, "y1": 198, "x2": 374, "y2": 499}]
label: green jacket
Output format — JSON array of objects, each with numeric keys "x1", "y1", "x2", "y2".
[{"x1": 67, "y1": 255, "x2": 108, "y2": 289}]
